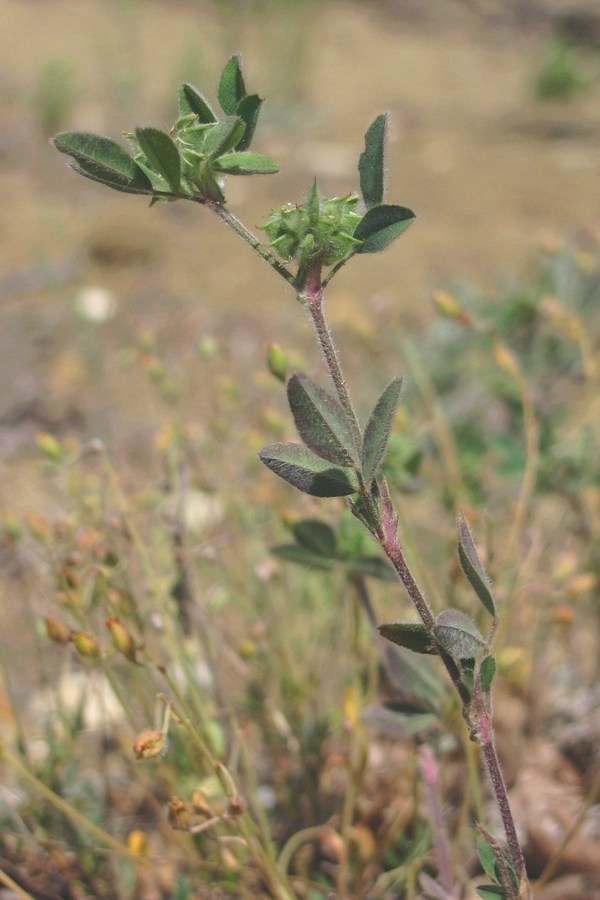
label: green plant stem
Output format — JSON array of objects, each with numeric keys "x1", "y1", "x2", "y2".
[
  {"x1": 278, "y1": 825, "x2": 327, "y2": 874},
  {"x1": 205, "y1": 200, "x2": 297, "y2": 288}
]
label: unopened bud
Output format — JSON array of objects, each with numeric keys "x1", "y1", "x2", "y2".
[
  {"x1": 106, "y1": 617, "x2": 137, "y2": 662},
  {"x1": 71, "y1": 630, "x2": 102, "y2": 660},
  {"x1": 432, "y1": 290, "x2": 474, "y2": 327},
  {"x1": 168, "y1": 796, "x2": 192, "y2": 830},
  {"x1": 266, "y1": 343, "x2": 288, "y2": 382},
  {"x1": 36, "y1": 432, "x2": 62, "y2": 460},
  {"x1": 133, "y1": 729, "x2": 168, "y2": 760},
  {"x1": 45, "y1": 616, "x2": 72, "y2": 644}
]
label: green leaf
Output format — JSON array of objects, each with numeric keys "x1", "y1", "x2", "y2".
[
  {"x1": 479, "y1": 655, "x2": 496, "y2": 692},
  {"x1": 218, "y1": 54, "x2": 246, "y2": 115},
  {"x1": 178, "y1": 83, "x2": 216, "y2": 123},
  {"x1": 347, "y1": 555, "x2": 398, "y2": 582},
  {"x1": 306, "y1": 179, "x2": 321, "y2": 228},
  {"x1": 476, "y1": 887, "x2": 507, "y2": 899},
  {"x1": 235, "y1": 94, "x2": 262, "y2": 150},
  {"x1": 457, "y1": 513, "x2": 496, "y2": 617},
  {"x1": 354, "y1": 204, "x2": 416, "y2": 254},
  {"x1": 359, "y1": 113, "x2": 387, "y2": 209},
  {"x1": 434, "y1": 609, "x2": 487, "y2": 660},
  {"x1": 213, "y1": 151, "x2": 279, "y2": 175},
  {"x1": 259, "y1": 442, "x2": 358, "y2": 497},
  {"x1": 477, "y1": 835, "x2": 499, "y2": 880},
  {"x1": 378, "y1": 623, "x2": 437, "y2": 655},
  {"x1": 362, "y1": 376, "x2": 403, "y2": 484},
  {"x1": 67, "y1": 161, "x2": 153, "y2": 195},
  {"x1": 203, "y1": 116, "x2": 246, "y2": 159},
  {"x1": 287, "y1": 374, "x2": 359, "y2": 467},
  {"x1": 135, "y1": 127, "x2": 181, "y2": 193},
  {"x1": 292, "y1": 519, "x2": 337, "y2": 557},
  {"x1": 271, "y1": 544, "x2": 334, "y2": 571},
  {"x1": 53, "y1": 131, "x2": 153, "y2": 192}
]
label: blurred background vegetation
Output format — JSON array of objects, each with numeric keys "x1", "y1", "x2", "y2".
[{"x1": 0, "y1": 0, "x2": 599, "y2": 897}]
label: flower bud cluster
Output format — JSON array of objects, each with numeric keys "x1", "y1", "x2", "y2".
[{"x1": 261, "y1": 187, "x2": 362, "y2": 266}]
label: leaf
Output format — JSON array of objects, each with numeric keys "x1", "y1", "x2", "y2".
[
  {"x1": 135, "y1": 127, "x2": 181, "y2": 193},
  {"x1": 287, "y1": 373, "x2": 359, "y2": 467},
  {"x1": 354, "y1": 204, "x2": 416, "y2": 254},
  {"x1": 476, "y1": 887, "x2": 507, "y2": 899},
  {"x1": 362, "y1": 376, "x2": 403, "y2": 484},
  {"x1": 477, "y1": 835, "x2": 499, "y2": 880},
  {"x1": 203, "y1": 116, "x2": 246, "y2": 158},
  {"x1": 479, "y1": 655, "x2": 496, "y2": 692},
  {"x1": 213, "y1": 151, "x2": 279, "y2": 175},
  {"x1": 292, "y1": 519, "x2": 337, "y2": 557},
  {"x1": 259, "y1": 442, "x2": 358, "y2": 497},
  {"x1": 359, "y1": 113, "x2": 387, "y2": 209},
  {"x1": 457, "y1": 513, "x2": 496, "y2": 617},
  {"x1": 378, "y1": 623, "x2": 437, "y2": 655},
  {"x1": 67, "y1": 161, "x2": 153, "y2": 195},
  {"x1": 347, "y1": 555, "x2": 398, "y2": 582},
  {"x1": 434, "y1": 609, "x2": 487, "y2": 660},
  {"x1": 235, "y1": 94, "x2": 262, "y2": 150},
  {"x1": 306, "y1": 179, "x2": 321, "y2": 228},
  {"x1": 178, "y1": 83, "x2": 216, "y2": 123},
  {"x1": 271, "y1": 544, "x2": 334, "y2": 571},
  {"x1": 218, "y1": 54, "x2": 246, "y2": 115},
  {"x1": 53, "y1": 131, "x2": 153, "y2": 192}
]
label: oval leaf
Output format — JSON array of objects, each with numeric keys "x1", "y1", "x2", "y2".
[
  {"x1": 362, "y1": 376, "x2": 403, "y2": 484},
  {"x1": 292, "y1": 519, "x2": 337, "y2": 557},
  {"x1": 355, "y1": 204, "x2": 416, "y2": 254},
  {"x1": 135, "y1": 127, "x2": 181, "y2": 193},
  {"x1": 479, "y1": 655, "x2": 496, "y2": 693},
  {"x1": 218, "y1": 54, "x2": 246, "y2": 115},
  {"x1": 213, "y1": 151, "x2": 278, "y2": 175},
  {"x1": 236, "y1": 94, "x2": 263, "y2": 150},
  {"x1": 259, "y1": 442, "x2": 358, "y2": 497},
  {"x1": 203, "y1": 116, "x2": 246, "y2": 159},
  {"x1": 53, "y1": 131, "x2": 152, "y2": 191},
  {"x1": 67, "y1": 161, "x2": 153, "y2": 195},
  {"x1": 359, "y1": 113, "x2": 387, "y2": 209},
  {"x1": 434, "y1": 609, "x2": 486, "y2": 660},
  {"x1": 378, "y1": 623, "x2": 437, "y2": 655},
  {"x1": 178, "y1": 83, "x2": 216, "y2": 123},
  {"x1": 271, "y1": 544, "x2": 334, "y2": 571},
  {"x1": 457, "y1": 513, "x2": 496, "y2": 617},
  {"x1": 287, "y1": 373, "x2": 359, "y2": 467}
]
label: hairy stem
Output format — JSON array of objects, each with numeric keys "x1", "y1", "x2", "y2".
[
  {"x1": 305, "y1": 277, "x2": 530, "y2": 893},
  {"x1": 204, "y1": 200, "x2": 297, "y2": 287}
]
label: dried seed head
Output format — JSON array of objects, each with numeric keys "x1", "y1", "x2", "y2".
[
  {"x1": 168, "y1": 796, "x2": 192, "y2": 830},
  {"x1": 133, "y1": 729, "x2": 168, "y2": 760},
  {"x1": 226, "y1": 795, "x2": 245, "y2": 817},
  {"x1": 191, "y1": 788, "x2": 213, "y2": 818}
]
